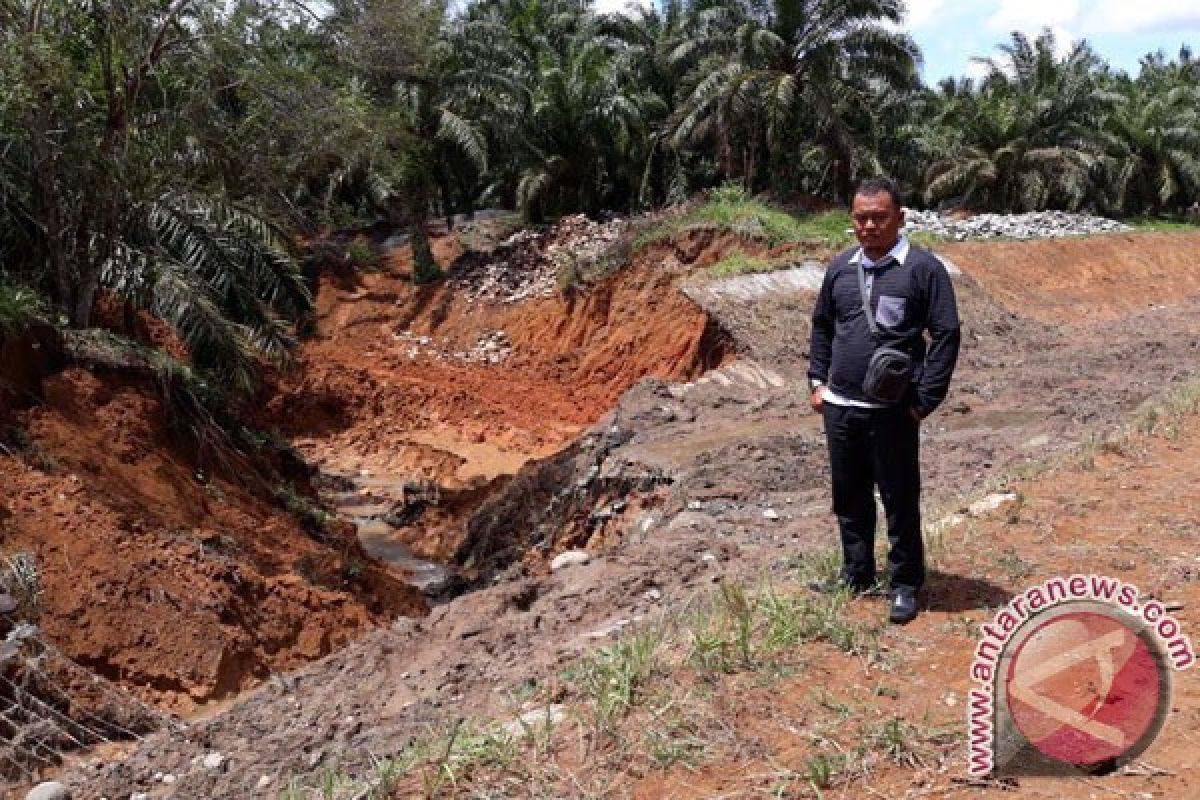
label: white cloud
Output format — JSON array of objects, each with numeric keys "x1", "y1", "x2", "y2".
[
  {"x1": 964, "y1": 59, "x2": 992, "y2": 82},
  {"x1": 904, "y1": 0, "x2": 947, "y2": 30},
  {"x1": 986, "y1": 0, "x2": 1080, "y2": 33},
  {"x1": 591, "y1": 0, "x2": 653, "y2": 15},
  {"x1": 1080, "y1": 1, "x2": 1200, "y2": 34}
]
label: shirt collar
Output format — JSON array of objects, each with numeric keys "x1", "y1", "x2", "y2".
[{"x1": 851, "y1": 235, "x2": 910, "y2": 269}]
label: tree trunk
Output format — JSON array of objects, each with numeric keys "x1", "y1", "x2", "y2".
[{"x1": 410, "y1": 217, "x2": 440, "y2": 285}]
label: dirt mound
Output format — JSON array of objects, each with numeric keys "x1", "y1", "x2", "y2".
[
  {"x1": 940, "y1": 231, "x2": 1200, "y2": 322},
  {"x1": 0, "y1": 367, "x2": 425, "y2": 714}
]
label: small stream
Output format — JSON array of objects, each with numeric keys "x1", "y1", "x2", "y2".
[{"x1": 323, "y1": 471, "x2": 454, "y2": 595}]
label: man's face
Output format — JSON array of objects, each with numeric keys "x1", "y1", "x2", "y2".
[{"x1": 851, "y1": 191, "x2": 903, "y2": 255}]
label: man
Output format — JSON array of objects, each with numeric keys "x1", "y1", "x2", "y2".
[{"x1": 808, "y1": 178, "x2": 961, "y2": 624}]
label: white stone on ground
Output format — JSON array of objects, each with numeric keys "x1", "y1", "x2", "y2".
[
  {"x1": 549, "y1": 550, "x2": 590, "y2": 571},
  {"x1": 502, "y1": 705, "x2": 567, "y2": 735},
  {"x1": 967, "y1": 493, "x2": 1018, "y2": 516},
  {"x1": 25, "y1": 783, "x2": 71, "y2": 800}
]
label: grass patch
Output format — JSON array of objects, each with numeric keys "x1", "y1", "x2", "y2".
[
  {"x1": 687, "y1": 577, "x2": 879, "y2": 675},
  {"x1": 634, "y1": 184, "x2": 853, "y2": 251},
  {"x1": 566, "y1": 628, "x2": 667, "y2": 737},
  {"x1": 0, "y1": 552, "x2": 43, "y2": 621},
  {"x1": 0, "y1": 280, "x2": 48, "y2": 333},
  {"x1": 271, "y1": 552, "x2": 958, "y2": 796},
  {"x1": 344, "y1": 236, "x2": 382, "y2": 271},
  {"x1": 1124, "y1": 216, "x2": 1200, "y2": 233},
  {"x1": 704, "y1": 250, "x2": 779, "y2": 279},
  {"x1": 274, "y1": 483, "x2": 338, "y2": 542}
]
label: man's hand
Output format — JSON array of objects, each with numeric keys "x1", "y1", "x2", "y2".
[{"x1": 810, "y1": 386, "x2": 825, "y2": 412}]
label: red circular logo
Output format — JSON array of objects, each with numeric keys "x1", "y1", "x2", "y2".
[{"x1": 1004, "y1": 608, "x2": 1168, "y2": 767}]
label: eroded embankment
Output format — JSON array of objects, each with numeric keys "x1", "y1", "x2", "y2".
[
  {"x1": 264, "y1": 228, "x2": 738, "y2": 577},
  {"x1": 0, "y1": 347, "x2": 428, "y2": 715},
  {"x1": 0, "y1": 222, "x2": 745, "y2": 735}
]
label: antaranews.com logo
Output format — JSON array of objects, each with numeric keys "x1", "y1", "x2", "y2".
[{"x1": 968, "y1": 574, "x2": 1195, "y2": 777}]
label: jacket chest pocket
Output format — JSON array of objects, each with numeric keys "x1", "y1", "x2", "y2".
[{"x1": 875, "y1": 295, "x2": 907, "y2": 328}]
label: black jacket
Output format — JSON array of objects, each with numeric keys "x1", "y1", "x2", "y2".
[{"x1": 808, "y1": 243, "x2": 961, "y2": 416}]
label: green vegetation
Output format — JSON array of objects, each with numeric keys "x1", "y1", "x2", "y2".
[
  {"x1": 1125, "y1": 217, "x2": 1200, "y2": 233},
  {"x1": 1, "y1": 3, "x2": 1196, "y2": 410},
  {"x1": 705, "y1": 252, "x2": 779, "y2": 279},
  {"x1": 637, "y1": 186, "x2": 852, "y2": 249},
  {"x1": 0, "y1": 281, "x2": 47, "y2": 334}
]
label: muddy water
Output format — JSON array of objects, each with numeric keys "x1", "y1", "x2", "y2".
[{"x1": 324, "y1": 472, "x2": 453, "y2": 594}]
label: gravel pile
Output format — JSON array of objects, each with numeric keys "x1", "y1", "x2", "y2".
[
  {"x1": 904, "y1": 209, "x2": 1130, "y2": 241},
  {"x1": 393, "y1": 329, "x2": 513, "y2": 364},
  {"x1": 449, "y1": 214, "x2": 624, "y2": 304}
]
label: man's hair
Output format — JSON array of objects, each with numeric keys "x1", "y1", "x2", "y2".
[{"x1": 854, "y1": 177, "x2": 902, "y2": 209}]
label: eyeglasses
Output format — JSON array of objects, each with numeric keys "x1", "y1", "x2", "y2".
[{"x1": 852, "y1": 213, "x2": 896, "y2": 225}]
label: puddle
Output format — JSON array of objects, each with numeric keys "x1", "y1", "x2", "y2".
[
  {"x1": 324, "y1": 471, "x2": 454, "y2": 595},
  {"x1": 941, "y1": 408, "x2": 1052, "y2": 431}
]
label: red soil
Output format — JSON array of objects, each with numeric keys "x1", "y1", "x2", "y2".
[
  {"x1": 266, "y1": 231, "x2": 730, "y2": 561},
  {"x1": 0, "y1": 224, "x2": 733, "y2": 713},
  {"x1": 0, "y1": 364, "x2": 426, "y2": 713},
  {"x1": 940, "y1": 231, "x2": 1200, "y2": 323}
]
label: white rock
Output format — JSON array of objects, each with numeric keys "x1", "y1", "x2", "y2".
[
  {"x1": 25, "y1": 783, "x2": 71, "y2": 800},
  {"x1": 130, "y1": 794, "x2": 150, "y2": 800},
  {"x1": 634, "y1": 513, "x2": 660, "y2": 536},
  {"x1": 701, "y1": 552, "x2": 718, "y2": 564},
  {"x1": 161, "y1": 774, "x2": 177, "y2": 785},
  {"x1": 930, "y1": 513, "x2": 966, "y2": 534},
  {"x1": 550, "y1": 550, "x2": 590, "y2": 571},
  {"x1": 967, "y1": 493, "x2": 1018, "y2": 517},
  {"x1": 762, "y1": 508, "x2": 780, "y2": 521},
  {"x1": 256, "y1": 775, "x2": 273, "y2": 790},
  {"x1": 583, "y1": 618, "x2": 632, "y2": 639},
  {"x1": 202, "y1": 751, "x2": 226, "y2": 770},
  {"x1": 502, "y1": 705, "x2": 567, "y2": 735}
]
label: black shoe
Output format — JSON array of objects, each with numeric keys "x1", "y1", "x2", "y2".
[
  {"x1": 808, "y1": 578, "x2": 880, "y2": 597},
  {"x1": 889, "y1": 587, "x2": 918, "y2": 624}
]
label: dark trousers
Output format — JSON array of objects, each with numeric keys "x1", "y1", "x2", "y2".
[{"x1": 821, "y1": 402, "x2": 924, "y2": 591}]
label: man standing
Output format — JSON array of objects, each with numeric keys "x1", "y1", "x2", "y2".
[{"x1": 808, "y1": 178, "x2": 960, "y2": 624}]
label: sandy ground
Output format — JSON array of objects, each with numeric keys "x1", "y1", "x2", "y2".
[{"x1": 3, "y1": 226, "x2": 1200, "y2": 797}]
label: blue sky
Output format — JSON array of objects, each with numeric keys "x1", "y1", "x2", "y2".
[
  {"x1": 594, "y1": 0, "x2": 1200, "y2": 84},
  {"x1": 906, "y1": 0, "x2": 1200, "y2": 83}
]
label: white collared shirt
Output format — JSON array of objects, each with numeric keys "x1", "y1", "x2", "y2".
[
  {"x1": 821, "y1": 236, "x2": 910, "y2": 409},
  {"x1": 853, "y1": 235, "x2": 910, "y2": 270}
]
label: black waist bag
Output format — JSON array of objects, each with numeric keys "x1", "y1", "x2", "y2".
[
  {"x1": 863, "y1": 346, "x2": 914, "y2": 404},
  {"x1": 857, "y1": 262, "x2": 914, "y2": 405}
]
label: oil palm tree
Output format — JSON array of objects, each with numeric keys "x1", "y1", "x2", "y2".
[
  {"x1": 0, "y1": 0, "x2": 314, "y2": 394},
  {"x1": 666, "y1": 0, "x2": 919, "y2": 198},
  {"x1": 1102, "y1": 78, "x2": 1200, "y2": 215},
  {"x1": 922, "y1": 29, "x2": 1113, "y2": 211},
  {"x1": 458, "y1": 0, "x2": 663, "y2": 220}
]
